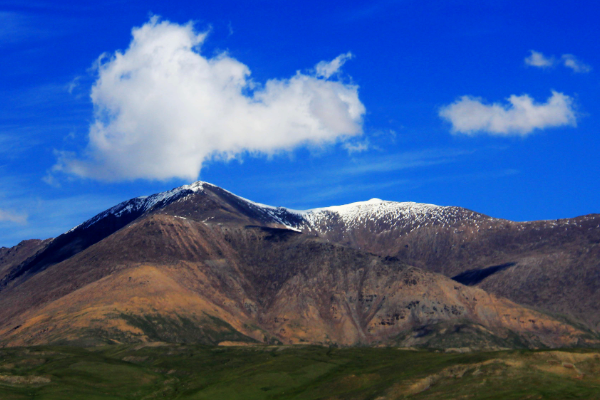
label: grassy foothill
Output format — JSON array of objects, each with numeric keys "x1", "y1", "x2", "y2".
[{"x1": 0, "y1": 344, "x2": 599, "y2": 399}]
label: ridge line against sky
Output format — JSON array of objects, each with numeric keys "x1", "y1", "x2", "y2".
[{"x1": 0, "y1": 0, "x2": 598, "y2": 246}]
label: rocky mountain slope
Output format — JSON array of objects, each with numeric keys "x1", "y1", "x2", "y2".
[
  {"x1": 0, "y1": 239, "x2": 51, "y2": 282},
  {"x1": 276, "y1": 199, "x2": 600, "y2": 330},
  {"x1": 0, "y1": 181, "x2": 597, "y2": 348}
]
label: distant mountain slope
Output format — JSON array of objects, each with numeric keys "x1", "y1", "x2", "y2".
[
  {"x1": 168, "y1": 184, "x2": 600, "y2": 331},
  {"x1": 0, "y1": 213, "x2": 593, "y2": 348},
  {"x1": 0, "y1": 239, "x2": 51, "y2": 282},
  {"x1": 284, "y1": 201, "x2": 600, "y2": 330},
  {"x1": 0, "y1": 181, "x2": 492, "y2": 291},
  {"x1": 1, "y1": 180, "x2": 599, "y2": 347},
  {"x1": 0, "y1": 182, "x2": 296, "y2": 293}
]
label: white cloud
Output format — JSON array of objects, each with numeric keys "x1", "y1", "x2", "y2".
[
  {"x1": 561, "y1": 54, "x2": 592, "y2": 73},
  {"x1": 525, "y1": 50, "x2": 591, "y2": 73},
  {"x1": 315, "y1": 52, "x2": 353, "y2": 79},
  {"x1": 0, "y1": 208, "x2": 27, "y2": 224},
  {"x1": 524, "y1": 50, "x2": 555, "y2": 68},
  {"x1": 439, "y1": 91, "x2": 577, "y2": 136},
  {"x1": 342, "y1": 139, "x2": 369, "y2": 154},
  {"x1": 54, "y1": 17, "x2": 365, "y2": 181}
]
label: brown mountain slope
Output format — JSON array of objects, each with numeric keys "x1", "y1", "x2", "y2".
[
  {"x1": 0, "y1": 213, "x2": 595, "y2": 349},
  {"x1": 301, "y1": 209, "x2": 600, "y2": 330},
  {"x1": 0, "y1": 239, "x2": 51, "y2": 281},
  {"x1": 0, "y1": 182, "x2": 297, "y2": 294}
]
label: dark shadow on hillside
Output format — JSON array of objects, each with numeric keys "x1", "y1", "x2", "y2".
[{"x1": 452, "y1": 262, "x2": 516, "y2": 286}]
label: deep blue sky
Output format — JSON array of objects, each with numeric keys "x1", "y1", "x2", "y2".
[{"x1": 0, "y1": 0, "x2": 599, "y2": 246}]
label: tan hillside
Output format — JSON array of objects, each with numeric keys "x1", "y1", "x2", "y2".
[{"x1": 0, "y1": 213, "x2": 595, "y2": 348}]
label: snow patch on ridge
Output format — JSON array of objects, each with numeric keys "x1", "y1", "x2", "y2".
[
  {"x1": 68, "y1": 181, "x2": 212, "y2": 232},
  {"x1": 213, "y1": 185, "x2": 490, "y2": 233},
  {"x1": 284, "y1": 198, "x2": 481, "y2": 232},
  {"x1": 183, "y1": 181, "x2": 490, "y2": 232},
  {"x1": 66, "y1": 180, "x2": 492, "y2": 236}
]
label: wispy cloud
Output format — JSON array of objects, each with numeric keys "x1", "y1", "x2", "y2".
[
  {"x1": 287, "y1": 179, "x2": 412, "y2": 206},
  {"x1": 0, "y1": 11, "x2": 67, "y2": 46},
  {"x1": 525, "y1": 50, "x2": 592, "y2": 73},
  {"x1": 0, "y1": 132, "x2": 39, "y2": 157},
  {"x1": 342, "y1": 139, "x2": 369, "y2": 154},
  {"x1": 0, "y1": 83, "x2": 86, "y2": 115},
  {"x1": 0, "y1": 83, "x2": 91, "y2": 158},
  {"x1": 0, "y1": 12, "x2": 34, "y2": 45},
  {"x1": 422, "y1": 169, "x2": 519, "y2": 185},
  {"x1": 315, "y1": 52, "x2": 353, "y2": 79},
  {"x1": 0, "y1": 208, "x2": 27, "y2": 224},
  {"x1": 0, "y1": 173, "x2": 123, "y2": 246},
  {"x1": 243, "y1": 147, "x2": 481, "y2": 208},
  {"x1": 524, "y1": 50, "x2": 554, "y2": 68},
  {"x1": 439, "y1": 91, "x2": 577, "y2": 136},
  {"x1": 340, "y1": 148, "x2": 474, "y2": 174},
  {"x1": 269, "y1": 166, "x2": 518, "y2": 209},
  {"x1": 0, "y1": 192, "x2": 123, "y2": 246},
  {"x1": 561, "y1": 54, "x2": 592, "y2": 73},
  {"x1": 260, "y1": 148, "x2": 474, "y2": 191}
]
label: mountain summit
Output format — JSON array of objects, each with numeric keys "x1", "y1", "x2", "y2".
[{"x1": 0, "y1": 181, "x2": 598, "y2": 348}]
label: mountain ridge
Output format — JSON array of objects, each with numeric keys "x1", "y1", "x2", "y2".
[
  {"x1": 0, "y1": 212, "x2": 595, "y2": 349},
  {"x1": 0, "y1": 180, "x2": 598, "y2": 348}
]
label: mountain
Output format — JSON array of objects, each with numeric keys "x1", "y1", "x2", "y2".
[
  {"x1": 275, "y1": 199, "x2": 600, "y2": 331},
  {"x1": 0, "y1": 181, "x2": 597, "y2": 349},
  {"x1": 0, "y1": 239, "x2": 51, "y2": 282}
]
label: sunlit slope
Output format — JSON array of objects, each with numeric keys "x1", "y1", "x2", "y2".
[
  {"x1": 296, "y1": 201, "x2": 600, "y2": 330},
  {"x1": 0, "y1": 213, "x2": 595, "y2": 348},
  {"x1": 5, "y1": 180, "x2": 599, "y2": 333}
]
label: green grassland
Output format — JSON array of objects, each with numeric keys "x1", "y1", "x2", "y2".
[{"x1": 1, "y1": 344, "x2": 600, "y2": 399}]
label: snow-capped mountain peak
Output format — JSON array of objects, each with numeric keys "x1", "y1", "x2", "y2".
[
  {"x1": 68, "y1": 180, "x2": 492, "y2": 237},
  {"x1": 69, "y1": 181, "x2": 214, "y2": 233},
  {"x1": 280, "y1": 198, "x2": 488, "y2": 232}
]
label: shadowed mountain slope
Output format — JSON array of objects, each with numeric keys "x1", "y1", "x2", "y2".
[{"x1": 0, "y1": 239, "x2": 51, "y2": 282}]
